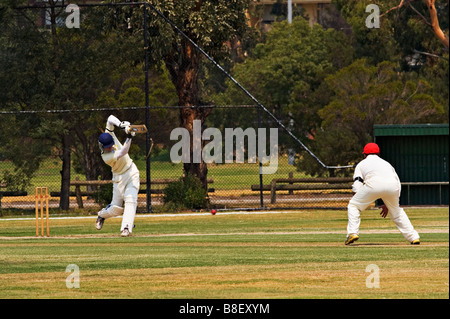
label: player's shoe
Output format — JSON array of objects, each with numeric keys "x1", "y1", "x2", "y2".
[
  {"x1": 411, "y1": 239, "x2": 420, "y2": 245},
  {"x1": 95, "y1": 216, "x2": 105, "y2": 230},
  {"x1": 345, "y1": 234, "x2": 359, "y2": 245},
  {"x1": 121, "y1": 227, "x2": 130, "y2": 237}
]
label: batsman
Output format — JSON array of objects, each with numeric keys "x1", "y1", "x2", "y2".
[{"x1": 96, "y1": 115, "x2": 142, "y2": 236}]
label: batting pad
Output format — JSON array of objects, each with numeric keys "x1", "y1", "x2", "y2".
[{"x1": 98, "y1": 204, "x2": 124, "y2": 219}]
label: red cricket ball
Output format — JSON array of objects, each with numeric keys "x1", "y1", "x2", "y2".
[{"x1": 211, "y1": 209, "x2": 216, "y2": 215}]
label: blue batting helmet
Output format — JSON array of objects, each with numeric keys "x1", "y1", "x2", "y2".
[{"x1": 99, "y1": 133, "x2": 114, "y2": 148}]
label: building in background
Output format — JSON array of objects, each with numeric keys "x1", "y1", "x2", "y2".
[
  {"x1": 374, "y1": 124, "x2": 449, "y2": 206},
  {"x1": 248, "y1": 0, "x2": 348, "y2": 31}
]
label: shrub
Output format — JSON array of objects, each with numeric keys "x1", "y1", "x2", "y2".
[
  {"x1": 95, "y1": 183, "x2": 113, "y2": 207},
  {"x1": 163, "y1": 174, "x2": 207, "y2": 209}
]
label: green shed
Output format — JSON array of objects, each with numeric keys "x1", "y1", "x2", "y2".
[{"x1": 374, "y1": 124, "x2": 449, "y2": 205}]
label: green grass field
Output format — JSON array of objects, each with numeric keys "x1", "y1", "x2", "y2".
[{"x1": 0, "y1": 207, "x2": 448, "y2": 300}]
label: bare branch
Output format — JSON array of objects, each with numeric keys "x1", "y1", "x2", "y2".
[
  {"x1": 414, "y1": 49, "x2": 449, "y2": 61},
  {"x1": 380, "y1": 0, "x2": 408, "y2": 18},
  {"x1": 425, "y1": 0, "x2": 449, "y2": 48},
  {"x1": 380, "y1": 0, "x2": 449, "y2": 49},
  {"x1": 408, "y1": 3, "x2": 433, "y2": 26}
]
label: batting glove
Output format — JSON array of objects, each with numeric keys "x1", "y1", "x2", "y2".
[
  {"x1": 119, "y1": 121, "x2": 131, "y2": 129},
  {"x1": 124, "y1": 126, "x2": 136, "y2": 138}
]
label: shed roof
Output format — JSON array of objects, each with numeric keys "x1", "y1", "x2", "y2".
[{"x1": 374, "y1": 124, "x2": 449, "y2": 137}]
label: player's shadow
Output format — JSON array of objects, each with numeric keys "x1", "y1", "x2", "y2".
[{"x1": 350, "y1": 242, "x2": 404, "y2": 246}]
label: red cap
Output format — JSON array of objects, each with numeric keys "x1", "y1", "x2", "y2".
[{"x1": 363, "y1": 143, "x2": 380, "y2": 155}]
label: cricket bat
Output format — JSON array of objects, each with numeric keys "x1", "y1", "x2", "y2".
[{"x1": 129, "y1": 124, "x2": 147, "y2": 133}]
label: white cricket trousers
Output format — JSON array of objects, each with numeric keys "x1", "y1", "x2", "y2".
[
  {"x1": 347, "y1": 177, "x2": 419, "y2": 242},
  {"x1": 109, "y1": 163, "x2": 140, "y2": 232}
]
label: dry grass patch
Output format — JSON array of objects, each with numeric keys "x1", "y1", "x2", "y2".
[{"x1": 1, "y1": 259, "x2": 447, "y2": 299}]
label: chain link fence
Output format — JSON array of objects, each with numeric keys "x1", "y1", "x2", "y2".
[{"x1": 0, "y1": 107, "x2": 353, "y2": 214}]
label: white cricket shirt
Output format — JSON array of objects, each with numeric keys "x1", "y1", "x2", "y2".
[{"x1": 352, "y1": 154, "x2": 401, "y2": 193}]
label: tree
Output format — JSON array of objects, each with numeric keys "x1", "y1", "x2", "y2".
[
  {"x1": 3, "y1": 1, "x2": 240, "y2": 209},
  {"x1": 297, "y1": 59, "x2": 445, "y2": 176},
  {"x1": 333, "y1": 0, "x2": 448, "y2": 63},
  {"x1": 0, "y1": 1, "x2": 173, "y2": 208},
  {"x1": 332, "y1": 0, "x2": 449, "y2": 131},
  {"x1": 207, "y1": 17, "x2": 354, "y2": 151},
  {"x1": 380, "y1": 0, "x2": 449, "y2": 48},
  {"x1": 141, "y1": 0, "x2": 251, "y2": 189},
  {"x1": 0, "y1": 1, "x2": 57, "y2": 193}
]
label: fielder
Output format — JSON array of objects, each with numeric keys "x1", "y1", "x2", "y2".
[
  {"x1": 96, "y1": 115, "x2": 140, "y2": 237},
  {"x1": 345, "y1": 143, "x2": 420, "y2": 245}
]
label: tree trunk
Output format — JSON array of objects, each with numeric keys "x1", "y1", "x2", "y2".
[
  {"x1": 180, "y1": 107, "x2": 211, "y2": 190},
  {"x1": 425, "y1": 0, "x2": 449, "y2": 48},
  {"x1": 165, "y1": 39, "x2": 212, "y2": 190},
  {"x1": 59, "y1": 133, "x2": 71, "y2": 210},
  {"x1": 73, "y1": 126, "x2": 106, "y2": 190}
]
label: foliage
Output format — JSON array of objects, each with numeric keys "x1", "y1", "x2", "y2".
[
  {"x1": 207, "y1": 17, "x2": 354, "y2": 143},
  {"x1": 140, "y1": 0, "x2": 251, "y2": 70},
  {"x1": 136, "y1": 0, "x2": 252, "y2": 186},
  {"x1": 1, "y1": 170, "x2": 30, "y2": 192},
  {"x1": 94, "y1": 183, "x2": 113, "y2": 207},
  {"x1": 0, "y1": 113, "x2": 53, "y2": 187},
  {"x1": 331, "y1": 0, "x2": 449, "y2": 112},
  {"x1": 0, "y1": 2, "x2": 179, "y2": 191},
  {"x1": 332, "y1": 0, "x2": 449, "y2": 65},
  {"x1": 163, "y1": 174, "x2": 208, "y2": 209},
  {"x1": 297, "y1": 59, "x2": 444, "y2": 176},
  {"x1": 209, "y1": 6, "x2": 448, "y2": 176},
  {"x1": 1, "y1": 0, "x2": 448, "y2": 186}
]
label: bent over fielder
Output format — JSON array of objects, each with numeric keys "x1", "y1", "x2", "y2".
[
  {"x1": 345, "y1": 143, "x2": 420, "y2": 245},
  {"x1": 96, "y1": 115, "x2": 140, "y2": 237}
]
